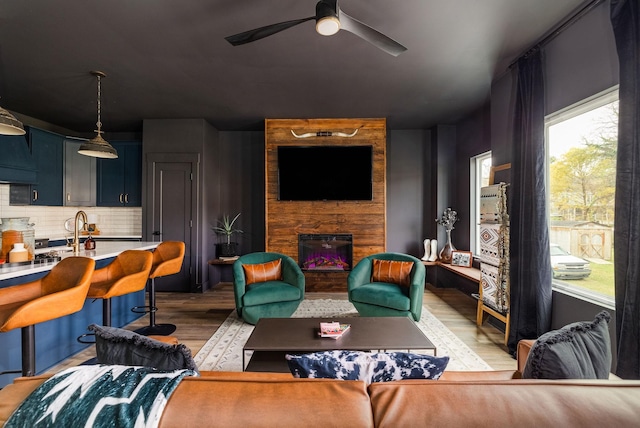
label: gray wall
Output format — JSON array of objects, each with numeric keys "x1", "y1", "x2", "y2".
[
  {"x1": 456, "y1": 0, "x2": 619, "y2": 366},
  {"x1": 216, "y1": 129, "x2": 436, "y2": 259},
  {"x1": 451, "y1": 105, "x2": 492, "y2": 251},
  {"x1": 217, "y1": 131, "x2": 265, "y2": 256},
  {"x1": 142, "y1": 118, "x2": 219, "y2": 291},
  {"x1": 386, "y1": 130, "x2": 430, "y2": 255}
]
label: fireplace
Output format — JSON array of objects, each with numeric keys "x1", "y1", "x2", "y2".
[{"x1": 298, "y1": 234, "x2": 353, "y2": 271}]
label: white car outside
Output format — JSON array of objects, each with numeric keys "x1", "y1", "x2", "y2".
[{"x1": 550, "y1": 244, "x2": 591, "y2": 279}]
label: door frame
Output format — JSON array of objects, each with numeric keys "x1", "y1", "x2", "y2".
[{"x1": 145, "y1": 152, "x2": 200, "y2": 292}]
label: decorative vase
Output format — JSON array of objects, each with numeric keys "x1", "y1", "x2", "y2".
[
  {"x1": 438, "y1": 230, "x2": 456, "y2": 264},
  {"x1": 421, "y1": 239, "x2": 431, "y2": 261}
]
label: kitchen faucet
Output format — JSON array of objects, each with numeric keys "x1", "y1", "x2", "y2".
[{"x1": 71, "y1": 210, "x2": 88, "y2": 255}]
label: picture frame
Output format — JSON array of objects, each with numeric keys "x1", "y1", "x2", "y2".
[
  {"x1": 451, "y1": 250, "x2": 473, "y2": 267},
  {"x1": 489, "y1": 163, "x2": 511, "y2": 185}
]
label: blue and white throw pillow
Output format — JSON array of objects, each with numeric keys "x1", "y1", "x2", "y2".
[{"x1": 285, "y1": 350, "x2": 449, "y2": 384}]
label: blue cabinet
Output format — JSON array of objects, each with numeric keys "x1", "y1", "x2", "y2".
[
  {"x1": 29, "y1": 129, "x2": 64, "y2": 206},
  {"x1": 97, "y1": 141, "x2": 142, "y2": 206},
  {"x1": 9, "y1": 128, "x2": 63, "y2": 206},
  {"x1": 0, "y1": 133, "x2": 36, "y2": 184},
  {"x1": 64, "y1": 139, "x2": 96, "y2": 206}
]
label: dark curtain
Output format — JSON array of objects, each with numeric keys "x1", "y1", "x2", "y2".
[
  {"x1": 611, "y1": 0, "x2": 640, "y2": 379},
  {"x1": 507, "y1": 50, "x2": 553, "y2": 356}
]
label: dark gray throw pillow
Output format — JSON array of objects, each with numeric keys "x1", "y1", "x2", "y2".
[
  {"x1": 89, "y1": 324, "x2": 198, "y2": 373},
  {"x1": 522, "y1": 311, "x2": 611, "y2": 379}
]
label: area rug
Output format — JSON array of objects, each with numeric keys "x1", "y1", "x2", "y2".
[{"x1": 194, "y1": 299, "x2": 492, "y2": 372}]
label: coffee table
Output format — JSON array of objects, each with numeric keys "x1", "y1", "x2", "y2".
[{"x1": 243, "y1": 317, "x2": 436, "y2": 372}]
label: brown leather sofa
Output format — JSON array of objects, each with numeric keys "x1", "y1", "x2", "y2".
[{"x1": 1, "y1": 341, "x2": 639, "y2": 427}]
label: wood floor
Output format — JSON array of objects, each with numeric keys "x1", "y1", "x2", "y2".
[{"x1": 48, "y1": 283, "x2": 517, "y2": 373}]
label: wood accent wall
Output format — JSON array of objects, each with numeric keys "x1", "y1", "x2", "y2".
[{"x1": 265, "y1": 118, "x2": 387, "y2": 292}]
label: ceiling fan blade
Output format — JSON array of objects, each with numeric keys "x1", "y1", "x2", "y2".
[
  {"x1": 339, "y1": 11, "x2": 407, "y2": 56},
  {"x1": 225, "y1": 16, "x2": 315, "y2": 46}
]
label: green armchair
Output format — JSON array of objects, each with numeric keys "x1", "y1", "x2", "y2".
[
  {"x1": 348, "y1": 252, "x2": 426, "y2": 321},
  {"x1": 232, "y1": 252, "x2": 305, "y2": 325}
]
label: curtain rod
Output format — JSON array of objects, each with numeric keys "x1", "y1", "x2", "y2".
[{"x1": 509, "y1": 0, "x2": 604, "y2": 68}]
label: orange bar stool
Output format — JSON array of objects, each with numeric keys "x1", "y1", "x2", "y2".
[
  {"x1": 78, "y1": 250, "x2": 153, "y2": 343},
  {"x1": 133, "y1": 241, "x2": 185, "y2": 336},
  {"x1": 0, "y1": 257, "x2": 95, "y2": 376}
]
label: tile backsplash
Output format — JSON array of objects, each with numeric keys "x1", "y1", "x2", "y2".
[{"x1": 0, "y1": 184, "x2": 142, "y2": 239}]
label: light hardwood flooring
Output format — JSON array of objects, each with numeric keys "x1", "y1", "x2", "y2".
[{"x1": 48, "y1": 283, "x2": 516, "y2": 373}]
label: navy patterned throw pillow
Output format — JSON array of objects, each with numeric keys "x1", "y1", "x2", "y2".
[{"x1": 285, "y1": 350, "x2": 449, "y2": 384}]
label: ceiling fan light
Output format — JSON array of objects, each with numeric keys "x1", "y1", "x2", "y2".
[
  {"x1": 316, "y1": 16, "x2": 340, "y2": 36},
  {"x1": 0, "y1": 106, "x2": 26, "y2": 136},
  {"x1": 78, "y1": 133, "x2": 118, "y2": 159}
]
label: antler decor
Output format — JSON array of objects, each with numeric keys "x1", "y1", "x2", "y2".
[{"x1": 290, "y1": 128, "x2": 359, "y2": 138}]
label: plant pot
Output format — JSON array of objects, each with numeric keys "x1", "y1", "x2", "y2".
[{"x1": 217, "y1": 243, "x2": 238, "y2": 257}]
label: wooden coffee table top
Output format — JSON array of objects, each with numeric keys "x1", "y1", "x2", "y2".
[{"x1": 244, "y1": 316, "x2": 435, "y2": 353}]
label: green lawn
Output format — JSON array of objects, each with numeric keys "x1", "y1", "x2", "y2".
[{"x1": 563, "y1": 261, "x2": 615, "y2": 297}]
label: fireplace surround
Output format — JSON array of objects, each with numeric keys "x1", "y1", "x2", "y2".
[
  {"x1": 298, "y1": 234, "x2": 353, "y2": 272},
  {"x1": 265, "y1": 118, "x2": 386, "y2": 291}
]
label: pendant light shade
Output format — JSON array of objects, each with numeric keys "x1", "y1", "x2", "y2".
[
  {"x1": 78, "y1": 70, "x2": 118, "y2": 159},
  {"x1": 77, "y1": 133, "x2": 118, "y2": 158},
  {"x1": 0, "y1": 105, "x2": 26, "y2": 136}
]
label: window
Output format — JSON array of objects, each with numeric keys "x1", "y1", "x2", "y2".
[
  {"x1": 470, "y1": 152, "x2": 492, "y2": 255},
  {"x1": 545, "y1": 88, "x2": 618, "y2": 306}
]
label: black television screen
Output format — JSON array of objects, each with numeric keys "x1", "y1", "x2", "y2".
[{"x1": 278, "y1": 145, "x2": 373, "y2": 201}]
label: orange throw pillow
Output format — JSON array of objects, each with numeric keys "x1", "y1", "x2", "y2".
[
  {"x1": 243, "y1": 259, "x2": 283, "y2": 285},
  {"x1": 371, "y1": 259, "x2": 414, "y2": 287}
]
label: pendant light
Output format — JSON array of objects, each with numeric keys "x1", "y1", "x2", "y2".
[
  {"x1": 0, "y1": 105, "x2": 26, "y2": 135},
  {"x1": 78, "y1": 70, "x2": 118, "y2": 159}
]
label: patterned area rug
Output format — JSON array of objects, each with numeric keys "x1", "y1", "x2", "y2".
[{"x1": 194, "y1": 299, "x2": 492, "y2": 372}]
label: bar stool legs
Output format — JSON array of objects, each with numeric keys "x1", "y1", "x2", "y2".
[
  {"x1": 131, "y1": 241, "x2": 184, "y2": 336},
  {"x1": 77, "y1": 250, "x2": 153, "y2": 344},
  {"x1": 0, "y1": 326, "x2": 36, "y2": 377},
  {"x1": 21, "y1": 326, "x2": 35, "y2": 376},
  {"x1": 133, "y1": 278, "x2": 176, "y2": 336},
  {"x1": 77, "y1": 298, "x2": 114, "y2": 343}
]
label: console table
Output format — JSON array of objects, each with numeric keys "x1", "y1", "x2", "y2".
[{"x1": 208, "y1": 258, "x2": 237, "y2": 285}]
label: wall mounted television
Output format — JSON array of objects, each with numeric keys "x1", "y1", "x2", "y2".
[{"x1": 277, "y1": 145, "x2": 373, "y2": 201}]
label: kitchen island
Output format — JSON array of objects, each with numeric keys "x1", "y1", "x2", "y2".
[
  {"x1": 0, "y1": 241, "x2": 160, "y2": 388},
  {"x1": 1, "y1": 241, "x2": 158, "y2": 282}
]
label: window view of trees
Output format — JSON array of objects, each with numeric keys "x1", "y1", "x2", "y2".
[{"x1": 547, "y1": 92, "x2": 618, "y2": 300}]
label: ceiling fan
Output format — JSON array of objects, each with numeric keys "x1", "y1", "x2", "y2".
[{"x1": 225, "y1": 0, "x2": 407, "y2": 57}]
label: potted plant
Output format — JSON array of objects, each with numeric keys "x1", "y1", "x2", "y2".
[{"x1": 212, "y1": 213, "x2": 243, "y2": 257}]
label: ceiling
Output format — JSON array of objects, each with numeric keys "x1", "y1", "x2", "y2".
[{"x1": 0, "y1": 0, "x2": 587, "y2": 134}]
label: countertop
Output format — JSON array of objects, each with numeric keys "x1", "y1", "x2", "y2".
[
  {"x1": 44, "y1": 235, "x2": 143, "y2": 242},
  {"x1": 0, "y1": 241, "x2": 159, "y2": 281}
]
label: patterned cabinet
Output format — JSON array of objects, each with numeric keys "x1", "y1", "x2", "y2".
[{"x1": 477, "y1": 183, "x2": 510, "y2": 344}]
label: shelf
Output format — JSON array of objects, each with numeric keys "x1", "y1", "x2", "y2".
[
  {"x1": 208, "y1": 259, "x2": 237, "y2": 265},
  {"x1": 422, "y1": 260, "x2": 480, "y2": 283}
]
